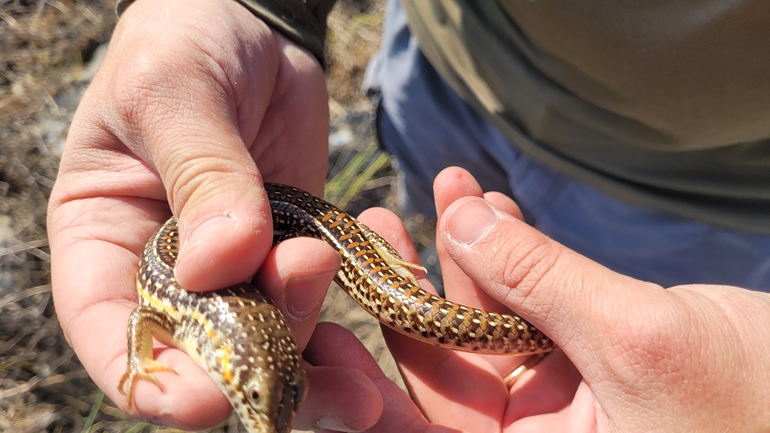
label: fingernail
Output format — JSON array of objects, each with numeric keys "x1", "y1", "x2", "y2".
[
  {"x1": 446, "y1": 199, "x2": 498, "y2": 245},
  {"x1": 285, "y1": 271, "x2": 335, "y2": 320},
  {"x1": 179, "y1": 215, "x2": 236, "y2": 256},
  {"x1": 316, "y1": 414, "x2": 359, "y2": 432}
]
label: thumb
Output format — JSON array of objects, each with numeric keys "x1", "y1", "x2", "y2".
[
  {"x1": 438, "y1": 196, "x2": 666, "y2": 377},
  {"x1": 140, "y1": 98, "x2": 273, "y2": 293},
  {"x1": 107, "y1": 0, "x2": 284, "y2": 291}
]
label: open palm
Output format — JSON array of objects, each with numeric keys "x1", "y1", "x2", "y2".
[{"x1": 300, "y1": 167, "x2": 770, "y2": 433}]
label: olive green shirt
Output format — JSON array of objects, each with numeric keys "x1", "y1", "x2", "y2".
[{"x1": 401, "y1": 1, "x2": 770, "y2": 232}]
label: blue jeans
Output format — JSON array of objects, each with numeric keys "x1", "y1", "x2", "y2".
[{"x1": 364, "y1": 0, "x2": 770, "y2": 291}]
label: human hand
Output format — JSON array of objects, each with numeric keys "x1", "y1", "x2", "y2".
[
  {"x1": 46, "y1": 0, "x2": 360, "y2": 428},
  {"x1": 304, "y1": 167, "x2": 770, "y2": 432}
]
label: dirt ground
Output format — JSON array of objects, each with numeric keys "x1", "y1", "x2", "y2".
[{"x1": 0, "y1": 0, "x2": 408, "y2": 431}]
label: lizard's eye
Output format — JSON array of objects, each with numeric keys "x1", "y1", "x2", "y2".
[{"x1": 249, "y1": 386, "x2": 260, "y2": 402}]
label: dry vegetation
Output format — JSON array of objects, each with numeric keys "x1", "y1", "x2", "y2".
[{"x1": 0, "y1": 0, "x2": 404, "y2": 431}]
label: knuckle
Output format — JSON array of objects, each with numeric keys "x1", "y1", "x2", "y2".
[
  {"x1": 490, "y1": 231, "x2": 562, "y2": 301},
  {"x1": 112, "y1": 51, "x2": 168, "y2": 115},
  {"x1": 109, "y1": 30, "x2": 217, "y2": 136},
  {"x1": 110, "y1": 52, "x2": 182, "y2": 148},
  {"x1": 166, "y1": 157, "x2": 257, "y2": 213},
  {"x1": 165, "y1": 157, "x2": 227, "y2": 212}
]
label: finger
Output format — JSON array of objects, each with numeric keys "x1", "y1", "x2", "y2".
[
  {"x1": 292, "y1": 322, "x2": 391, "y2": 432},
  {"x1": 302, "y1": 323, "x2": 447, "y2": 433},
  {"x1": 248, "y1": 31, "x2": 329, "y2": 184},
  {"x1": 49, "y1": 198, "x2": 232, "y2": 429},
  {"x1": 504, "y1": 350, "x2": 582, "y2": 423},
  {"x1": 484, "y1": 191, "x2": 524, "y2": 221},
  {"x1": 357, "y1": 208, "x2": 508, "y2": 432},
  {"x1": 505, "y1": 381, "x2": 601, "y2": 433},
  {"x1": 433, "y1": 167, "x2": 529, "y2": 374},
  {"x1": 105, "y1": 347, "x2": 233, "y2": 430},
  {"x1": 293, "y1": 365, "x2": 383, "y2": 432},
  {"x1": 438, "y1": 194, "x2": 663, "y2": 378},
  {"x1": 364, "y1": 201, "x2": 581, "y2": 430},
  {"x1": 391, "y1": 344, "x2": 509, "y2": 432},
  {"x1": 433, "y1": 167, "x2": 518, "y2": 318},
  {"x1": 255, "y1": 237, "x2": 340, "y2": 348}
]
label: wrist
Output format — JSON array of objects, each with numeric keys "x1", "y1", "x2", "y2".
[{"x1": 116, "y1": 0, "x2": 330, "y2": 68}]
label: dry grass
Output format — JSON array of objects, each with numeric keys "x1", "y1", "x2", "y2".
[
  {"x1": 0, "y1": 0, "x2": 403, "y2": 431},
  {"x1": 1, "y1": 1, "x2": 118, "y2": 431}
]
